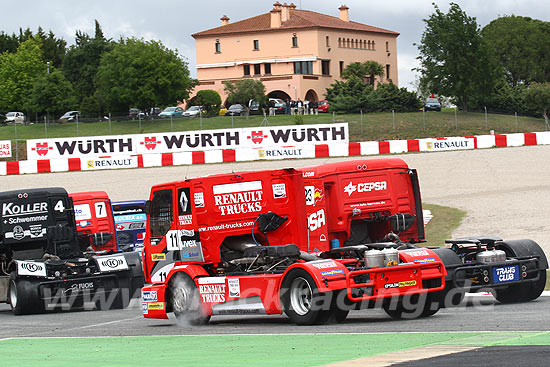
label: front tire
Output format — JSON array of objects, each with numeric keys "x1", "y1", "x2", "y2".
[{"x1": 169, "y1": 274, "x2": 210, "y2": 325}]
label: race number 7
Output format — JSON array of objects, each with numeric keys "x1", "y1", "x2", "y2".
[{"x1": 95, "y1": 202, "x2": 107, "y2": 218}]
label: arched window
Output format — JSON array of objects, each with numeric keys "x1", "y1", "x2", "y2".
[{"x1": 338, "y1": 37, "x2": 341, "y2": 47}]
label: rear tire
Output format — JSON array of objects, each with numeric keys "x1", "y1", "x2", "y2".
[
  {"x1": 9, "y1": 273, "x2": 44, "y2": 315},
  {"x1": 170, "y1": 274, "x2": 210, "y2": 325},
  {"x1": 281, "y1": 269, "x2": 332, "y2": 325},
  {"x1": 495, "y1": 240, "x2": 548, "y2": 304}
]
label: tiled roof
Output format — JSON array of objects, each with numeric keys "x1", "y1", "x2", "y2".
[{"x1": 192, "y1": 9, "x2": 399, "y2": 38}]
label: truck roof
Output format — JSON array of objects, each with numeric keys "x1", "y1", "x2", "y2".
[
  {"x1": 299, "y1": 158, "x2": 409, "y2": 177},
  {"x1": 69, "y1": 191, "x2": 109, "y2": 201},
  {"x1": 0, "y1": 187, "x2": 67, "y2": 200}
]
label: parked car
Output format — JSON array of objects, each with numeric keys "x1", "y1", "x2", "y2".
[
  {"x1": 269, "y1": 98, "x2": 286, "y2": 114},
  {"x1": 225, "y1": 104, "x2": 245, "y2": 116},
  {"x1": 249, "y1": 101, "x2": 261, "y2": 115},
  {"x1": 159, "y1": 106, "x2": 184, "y2": 118},
  {"x1": 423, "y1": 98, "x2": 442, "y2": 111},
  {"x1": 129, "y1": 108, "x2": 145, "y2": 120},
  {"x1": 59, "y1": 110, "x2": 80, "y2": 123},
  {"x1": 183, "y1": 106, "x2": 204, "y2": 117},
  {"x1": 5, "y1": 112, "x2": 25, "y2": 124},
  {"x1": 317, "y1": 100, "x2": 329, "y2": 113}
]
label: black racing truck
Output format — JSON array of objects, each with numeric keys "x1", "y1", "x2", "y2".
[{"x1": 0, "y1": 188, "x2": 144, "y2": 315}]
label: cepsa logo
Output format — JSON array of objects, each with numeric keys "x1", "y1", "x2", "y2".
[{"x1": 343, "y1": 181, "x2": 387, "y2": 197}]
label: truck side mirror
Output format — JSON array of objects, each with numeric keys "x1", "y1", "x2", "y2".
[
  {"x1": 257, "y1": 212, "x2": 288, "y2": 233},
  {"x1": 389, "y1": 214, "x2": 416, "y2": 233},
  {"x1": 90, "y1": 232, "x2": 113, "y2": 248},
  {"x1": 144, "y1": 200, "x2": 152, "y2": 214}
]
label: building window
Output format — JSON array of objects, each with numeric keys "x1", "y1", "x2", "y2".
[
  {"x1": 386, "y1": 41, "x2": 389, "y2": 52},
  {"x1": 253, "y1": 40, "x2": 259, "y2": 50},
  {"x1": 386, "y1": 64, "x2": 390, "y2": 80},
  {"x1": 292, "y1": 33, "x2": 298, "y2": 47},
  {"x1": 339, "y1": 61, "x2": 344, "y2": 76},
  {"x1": 321, "y1": 60, "x2": 330, "y2": 76},
  {"x1": 294, "y1": 61, "x2": 312, "y2": 75},
  {"x1": 264, "y1": 63, "x2": 272, "y2": 75},
  {"x1": 254, "y1": 64, "x2": 261, "y2": 75},
  {"x1": 326, "y1": 36, "x2": 330, "y2": 47},
  {"x1": 243, "y1": 64, "x2": 250, "y2": 76},
  {"x1": 372, "y1": 40, "x2": 376, "y2": 49},
  {"x1": 338, "y1": 38, "x2": 341, "y2": 47},
  {"x1": 215, "y1": 39, "x2": 221, "y2": 53}
]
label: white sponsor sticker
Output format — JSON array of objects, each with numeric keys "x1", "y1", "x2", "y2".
[
  {"x1": 17, "y1": 260, "x2": 47, "y2": 277},
  {"x1": 213, "y1": 181, "x2": 262, "y2": 195},
  {"x1": 228, "y1": 278, "x2": 240, "y2": 298},
  {"x1": 198, "y1": 277, "x2": 226, "y2": 285},
  {"x1": 272, "y1": 183, "x2": 287, "y2": 199},
  {"x1": 96, "y1": 255, "x2": 128, "y2": 272},
  {"x1": 194, "y1": 192, "x2": 205, "y2": 207},
  {"x1": 310, "y1": 260, "x2": 338, "y2": 269},
  {"x1": 74, "y1": 204, "x2": 92, "y2": 220}
]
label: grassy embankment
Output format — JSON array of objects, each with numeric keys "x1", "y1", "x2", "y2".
[{"x1": 0, "y1": 110, "x2": 547, "y2": 160}]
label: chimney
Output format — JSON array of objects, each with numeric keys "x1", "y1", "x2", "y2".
[
  {"x1": 220, "y1": 15, "x2": 230, "y2": 26},
  {"x1": 289, "y1": 2, "x2": 296, "y2": 9},
  {"x1": 281, "y1": 3, "x2": 290, "y2": 22},
  {"x1": 339, "y1": 5, "x2": 350, "y2": 22},
  {"x1": 273, "y1": 1, "x2": 282, "y2": 10},
  {"x1": 271, "y1": 8, "x2": 282, "y2": 28}
]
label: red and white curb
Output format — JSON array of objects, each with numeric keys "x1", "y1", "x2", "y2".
[{"x1": 1, "y1": 131, "x2": 549, "y2": 176}]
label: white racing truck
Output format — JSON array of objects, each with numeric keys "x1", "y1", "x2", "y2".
[{"x1": 0, "y1": 187, "x2": 144, "y2": 315}]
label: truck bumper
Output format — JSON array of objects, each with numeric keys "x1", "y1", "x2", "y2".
[{"x1": 141, "y1": 283, "x2": 169, "y2": 319}]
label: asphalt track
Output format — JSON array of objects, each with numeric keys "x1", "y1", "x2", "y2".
[{"x1": 2, "y1": 144, "x2": 550, "y2": 366}]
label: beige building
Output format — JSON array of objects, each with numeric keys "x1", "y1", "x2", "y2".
[{"x1": 191, "y1": 3, "x2": 399, "y2": 104}]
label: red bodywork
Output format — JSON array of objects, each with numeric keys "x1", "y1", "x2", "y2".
[
  {"x1": 317, "y1": 100, "x2": 329, "y2": 113},
  {"x1": 70, "y1": 191, "x2": 118, "y2": 252},
  {"x1": 141, "y1": 159, "x2": 445, "y2": 320}
]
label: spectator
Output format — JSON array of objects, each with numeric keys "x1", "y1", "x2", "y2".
[
  {"x1": 304, "y1": 100, "x2": 309, "y2": 115},
  {"x1": 310, "y1": 100, "x2": 318, "y2": 115},
  {"x1": 297, "y1": 99, "x2": 303, "y2": 115},
  {"x1": 285, "y1": 99, "x2": 291, "y2": 115}
]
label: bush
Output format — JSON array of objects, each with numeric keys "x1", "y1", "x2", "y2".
[{"x1": 189, "y1": 89, "x2": 222, "y2": 116}]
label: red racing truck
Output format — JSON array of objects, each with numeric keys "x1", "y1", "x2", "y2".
[{"x1": 141, "y1": 159, "x2": 451, "y2": 324}]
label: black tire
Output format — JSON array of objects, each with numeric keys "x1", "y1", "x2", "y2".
[
  {"x1": 280, "y1": 269, "x2": 332, "y2": 325},
  {"x1": 430, "y1": 248, "x2": 466, "y2": 308},
  {"x1": 383, "y1": 292, "x2": 441, "y2": 319},
  {"x1": 169, "y1": 274, "x2": 210, "y2": 325},
  {"x1": 495, "y1": 239, "x2": 548, "y2": 304},
  {"x1": 9, "y1": 273, "x2": 44, "y2": 315}
]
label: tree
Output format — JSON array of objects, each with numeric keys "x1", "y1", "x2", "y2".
[
  {"x1": 189, "y1": 90, "x2": 222, "y2": 116},
  {"x1": 36, "y1": 27, "x2": 67, "y2": 69},
  {"x1": 223, "y1": 79, "x2": 266, "y2": 108},
  {"x1": 341, "y1": 61, "x2": 385, "y2": 87},
  {"x1": 482, "y1": 16, "x2": 550, "y2": 86},
  {"x1": 0, "y1": 38, "x2": 46, "y2": 112},
  {"x1": 63, "y1": 21, "x2": 113, "y2": 109},
  {"x1": 524, "y1": 83, "x2": 550, "y2": 129},
  {"x1": 95, "y1": 37, "x2": 195, "y2": 113},
  {"x1": 29, "y1": 69, "x2": 77, "y2": 119},
  {"x1": 416, "y1": 3, "x2": 499, "y2": 111}
]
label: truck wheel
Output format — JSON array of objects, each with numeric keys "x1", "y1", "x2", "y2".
[
  {"x1": 169, "y1": 273, "x2": 210, "y2": 325},
  {"x1": 9, "y1": 274, "x2": 44, "y2": 315},
  {"x1": 281, "y1": 269, "x2": 331, "y2": 325},
  {"x1": 495, "y1": 239, "x2": 548, "y2": 303},
  {"x1": 420, "y1": 293, "x2": 441, "y2": 317}
]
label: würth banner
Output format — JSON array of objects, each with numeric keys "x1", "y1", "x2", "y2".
[{"x1": 26, "y1": 123, "x2": 349, "y2": 160}]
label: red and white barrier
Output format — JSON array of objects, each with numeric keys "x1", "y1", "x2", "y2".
[{"x1": 2, "y1": 131, "x2": 549, "y2": 176}]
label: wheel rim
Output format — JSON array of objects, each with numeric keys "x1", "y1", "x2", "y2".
[
  {"x1": 290, "y1": 277, "x2": 313, "y2": 316},
  {"x1": 172, "y1": 286, "x2": 191, "y2": 312},
  {"x1": 9, "y1": 281, "x2": 17, "y2": 308}
]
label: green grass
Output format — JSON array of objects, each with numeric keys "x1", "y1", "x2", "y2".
[
  {"x1": 2, "y1": 332, "x2": 550, "y2": 367},
  {"x1": 1, "y1": 110, "x2": 547, "y2": 160},
  {"x1": 423, "y1": 203, "x2": 467, "y2": 247}
]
